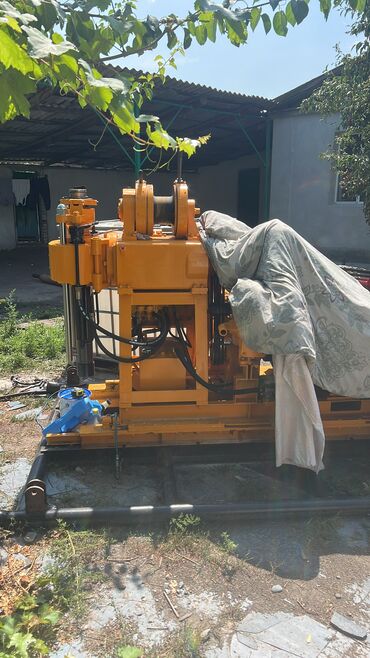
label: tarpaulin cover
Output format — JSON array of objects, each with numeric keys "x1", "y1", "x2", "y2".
[{"x1": 197, "y1": 211, "x2": 370, "y2": 472}]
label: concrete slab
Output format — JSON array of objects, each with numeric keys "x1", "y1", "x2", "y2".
[
  {"x1": 0, "y1": 245, "x2": 62, "y2": 308},
  {"x1": 206, "y1": 611, "x2": 369, "y2": 658},
  {"x1": 0, "y1": 458, "x2": 31, "y2": 510}
]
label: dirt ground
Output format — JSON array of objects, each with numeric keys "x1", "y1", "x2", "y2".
[{"x1": 0, "y1": 376, "x2": 369, "y2": 658}]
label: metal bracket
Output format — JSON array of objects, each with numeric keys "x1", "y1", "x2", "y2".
[{"x1": 25, "y1": 479, "x2": 47, "y2": 514}]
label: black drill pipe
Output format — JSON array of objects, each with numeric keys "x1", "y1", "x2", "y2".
[
  {"x1": 24, "y1": 451, "x2": 48, "y2": 487},
  {"x1": 1, "y1": 497, "x2": 370, "y2": 527}
]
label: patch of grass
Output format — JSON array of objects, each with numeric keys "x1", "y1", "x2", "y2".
[
  {"x1": 26, "y1": 306, "x2": 63, "y2": 321},
  {"x1": 0, "y1": 292, "x2": 65, "y2": 373},
  {"x1": 0, "y1": 591, "x2": 59, "y2": 658},
  {"x1": 38, "y1": 522, "x2": 108, "y2": 617}
]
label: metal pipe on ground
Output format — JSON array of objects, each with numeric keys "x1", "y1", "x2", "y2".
[{"x1": 1, "y1": 497, "x2": 370, "y2": 527}]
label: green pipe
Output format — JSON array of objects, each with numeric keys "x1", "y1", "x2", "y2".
[
  {"x1": 134, "y1": 103, "x2": 141, "y2": 180},
  {"x1": 154, "y1": 98, "x2": 262, "y2": 120},
  {"x1": 236, "y1": 118, "x2": 265, "y2": 166},
  {"x1": 93, "y1": 108, "x2": 136, "y2": 167}
]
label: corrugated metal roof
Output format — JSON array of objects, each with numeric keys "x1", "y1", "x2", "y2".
[
  {"x1": 0, "y1": 65, "x2": 325, "y2": 169},
  {"x1": 272, "y1": 66, "x2": 340, "y2": 110}
]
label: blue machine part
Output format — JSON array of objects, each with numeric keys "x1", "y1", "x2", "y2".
[
  {"x1": 58, "y1": 387, "x2": 91, "y2": 414},
  {"x1": 43, "y1": 388, "x2": 102, "y2": 436}
]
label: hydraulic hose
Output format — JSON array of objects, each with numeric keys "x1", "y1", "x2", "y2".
[
  {"x1": 173, "y1": 315, "x2": 258, "y2": 396},
  {"x1": 93, "y1": 310, "x2": 170, "y2": 364},
  {"x1": 78, "y1": 302, "x2": 166, "y2": 348}
]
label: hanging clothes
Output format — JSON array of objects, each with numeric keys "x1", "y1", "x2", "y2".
[
  {"x1": 12, "y1": 179, "x2": 30, "y2": 205},
  {"x1": 26, "y1": 176, "x2": 51, "y2": 210},
  {"x1": 0, "y1": 179, "x2": 13, "y2": 206}
]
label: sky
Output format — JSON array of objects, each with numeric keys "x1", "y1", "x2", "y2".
[{"x1": 123, "y1": 1, "x2": 357, "y2": 98}]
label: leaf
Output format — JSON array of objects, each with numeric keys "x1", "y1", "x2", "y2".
[
  {"x1": 269, "y1": 0, "x2": 280, "y2": 9},
  {"x1": 167, "y1": 29, "x2": 177, "y2": 49},
  {"x1": 111, "y1": 102, "x2": 138, "y2": 134},
  {"x1": 261, "y1": 13, "x2": 271, "y2": 33},
  {"x1": 183, "y1": 28, "x2": 192, "y2": 49},
  {"x1": 0, "y1": 1, "x2": 37, "y2": 25},
  {"x1": 86, "y1": 72, "x2": 129, "y2": 93},
  {"x1": 273, "y1": 10, "x2": 288, "y2": 36},
  {"x1": 106, "y1": 15, "x2": 133, "y2": 36},
  {"x1": 0, "y1": 28, "x2": 39, "y2": 75},
  {"x1": 319, "y1": 0, "x2": 331, "y2": 19},
  {"x1": 0, "y1": 15, "x2": 21, "y2": 32},
  {"x1": 8, "y1": 630, "x2": 36, "y2": 657},
  {"x1": 352, "y1": 0, "x2": 366, "y2": 10},
  {"x1": 148, "y1": 127, "x2": 177, "y2": 149},
  {"x1": 205, "y1": 16, "x2": 217, "y2": 42},
  {"x1": 177, "y1": 135, "x2": 210, "y2": 156},
  {"x1": 23, "y1": 26, "x2": 76, "y2": 58},
  {"x1": 198, "y1": 0, "x2": 242, "y2": 22},
  {"x1": 136, "y1": 114, "x2": 159, "y2": 123},
  {"x1": 225, "y1": 17, "x2": 247, "y2": 45},
  {"x1": 195, "y1": 24, "x2": 207, "y2": 45},
  {"x1": 285, "y1": 2, "x2": 297, "y2": 26},
  {"x1": 146, "y1": 14, "x2": 159, "y2": 32},
  {"x1": 250, "y1": 7, "x2": 261, "y2": 31},
  {"x1": 41, "y1": 609, "x2": 60, "y2": 624},
  {"x1": 291, "y1": 0, "x2": 309, "y2": 24}
]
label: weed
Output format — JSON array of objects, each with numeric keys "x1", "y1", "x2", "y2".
[
  {"x1": 0, "y1": 591, "x2": 59, "y2": 657},
  {"x1": 38, "y1": 522, "x2": 107, "y2": 616},
  {"x1": 169, "y1": 514, "x2": 201, "y2": 535},
  {"x1": 0, "y1": 293, "x2": 65, "y2": 373},
  {"x1": 219, "y1": 531, "x2": 238, "y2": 555},
  {"x1": 165, "y1": 626, "x2": 202, "y2": 658}
]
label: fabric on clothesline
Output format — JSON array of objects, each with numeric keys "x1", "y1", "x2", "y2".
[
  {"x1": 26, "y1": 177, "x2": 51, "y2": 210},
  {"x1": 197, "y1": 211, "x2": 370, "y2": 472},
  {"x1": 12, "y1": 178, "x2": 30, "y2": 205}
]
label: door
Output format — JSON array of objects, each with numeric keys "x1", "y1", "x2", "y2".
[
  {"x1": 13, "y1": 172, "x2": 40, "y2": 242},
  {"x1": 237, "y1": 168, "x2": 260, "y2": 228}
]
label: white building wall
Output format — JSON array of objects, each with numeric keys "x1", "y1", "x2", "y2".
[
  {"x1": 269, "y1": 112, "x2": 369, "y2": 263},
  {"x1": 0, "y1": 151, "x2": 262, "y2": 249},
  {"x1": 196, "y1": 153, "x2": 264, "y2": 219}
]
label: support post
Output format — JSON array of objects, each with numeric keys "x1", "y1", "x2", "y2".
[
  {"x1": 264, "y1": 117, "x2": 273, "y2": 220},
  {"x1": 134, "y1": 104, "x2": 141, "y2": 180}
]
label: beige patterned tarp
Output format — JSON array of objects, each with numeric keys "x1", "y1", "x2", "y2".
[{"x1": 197, "y1": 211, "x2": 370, "y2": 472}]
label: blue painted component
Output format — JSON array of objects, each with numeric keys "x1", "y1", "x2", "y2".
[{"x1": 43, "y1": 395, "x2": 102, "y2": 436}]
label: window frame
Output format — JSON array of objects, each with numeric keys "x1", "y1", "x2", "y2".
[{"x1": 334, "y1": 171, "x2": 364, "y2": 206}]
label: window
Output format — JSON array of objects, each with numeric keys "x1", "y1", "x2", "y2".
[
  {"x1": 335, "y1": 173, "x2": 364, "y2": 204},
  {"x1": 334, "y1": 132, "x2": 364, "y2": 205}
]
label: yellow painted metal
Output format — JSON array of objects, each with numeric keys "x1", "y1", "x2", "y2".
[
  {"x1": 58, "y1": 197, "x2": 97, "y2": 226},
  {"x1": 47, "y1": 179, "x2": 370, "y2": 450},
  {"x1": 49, "y1": 241, "x2": 92, "y2": 286}
]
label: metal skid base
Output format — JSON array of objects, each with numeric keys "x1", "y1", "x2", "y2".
[{"x1": 1, "y1": 441, "x2": 370, "y2": 526}]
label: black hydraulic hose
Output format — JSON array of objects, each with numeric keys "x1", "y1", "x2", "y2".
[
  {"x1": 78, "y1": 301, "x2": 167, "y2": 348},
  {"x1": 93, "y1": 310, "x2": 170, "y2": 364},
  {"x1": 174, "y1": 343, "x2": 257, "y2": 395},
  {"x1": 0, "y1": 390, "x2": 47, "y2": 401},
  {"x1": 173, "y1": 316, "x2": 259, "y2": 396},
  {"x1": 94, "y1": 333, "x2": 163, "y2": 364}
]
